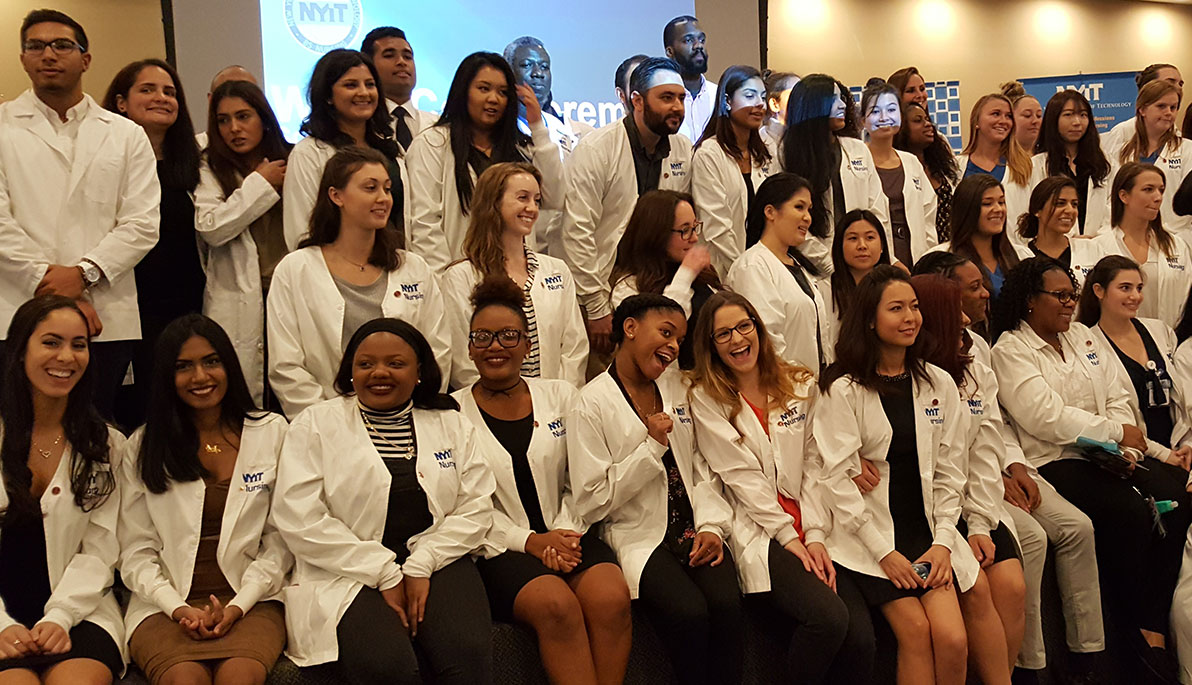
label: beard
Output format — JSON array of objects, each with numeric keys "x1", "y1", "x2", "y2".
[
  {"x1": 674, "y1": 50, "x2": 708, "y2": 76},
  {"x1": 643, "y1": 103, "x2": 682, "y2": 137}
]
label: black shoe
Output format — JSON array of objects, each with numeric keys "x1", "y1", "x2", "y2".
[
  {"x1": 1135, "y1": 639, "x2": 1179, "y2": 684},
  {"x1": 1011, "y1": 667, "x2": 1040, "y2": 685}
]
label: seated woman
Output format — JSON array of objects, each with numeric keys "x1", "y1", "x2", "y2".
[
  {"x1": 688, "y1": 290, "x2": 875, "y2": 682},
  {"x1": 0, "y1": 296, "x2": 124, "y2": 684},
  {"x1": 611, "y1": 190, "x2": 721, "y2": 370},
  {"x1": 267, "y1": 146, "x2": 450, "y2": 418},
  {"x1": 568, "y1": 294, "x2": 740, "y2": 685},
  {"x1": 814, "y1": 266, "x2": 978, "y2": 685},
  {"x1": 272, "y1": 317, "x2": 495, "y2": 684},
  {"x1": 119, "y1": 314, "x2": 291, "y2": 685},
  {"x1": 991, "y1": 257, "x2": 1191, "y2": 682},
  {"x1": 1017, "y1": 176, "x2": 1099, "y2": 278},
  {"x1": 455, "y1": 278, "x2": 631, "y2": 685},
  {"x1": 817, "y1": 208, "x2": 891, "y2": 353},
  {"x1": 441, "y1": 162, "x2": 587, "y2": 389}
]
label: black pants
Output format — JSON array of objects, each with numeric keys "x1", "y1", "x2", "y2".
[
  {"x1": 753, "y1": 539, "x2": 875, "y2": 684},
  {"x1": 636, "y1": 544, "x2": 743, "y2": 685},
  {"x1": 1039, "y1": 456, "x2": 1192, "y2": 634},
  {"x1": 334, "y1": 557, "x2": 493, "y2": 685},
  {"x1": 0, "y1": 339, "x2": 133, "y2": 425}
]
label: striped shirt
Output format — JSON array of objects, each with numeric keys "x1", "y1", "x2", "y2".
[
  {"x1": 359, "y1": 401, "x2": 416, "y2": 460},
  {"x1": 520, "y1": 250, "x2": 542, "y2": 378}
]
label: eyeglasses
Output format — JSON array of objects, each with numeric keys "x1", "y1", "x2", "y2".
[
  {"x1": 1037, "y1": 289, "x2": 1078, "y2": 304},
  {"x1": 711, "y1": 318, "x2": 757, "y2": 344},
  {"x1": 22, "y1": 39, "x2": 85, "y2": 55},
  {"x1": 671, "y1": 221, "x2": 703, "y2": 240},
  {"x1": 468, "y1": 328, "x2": 524, "y2": 348}
]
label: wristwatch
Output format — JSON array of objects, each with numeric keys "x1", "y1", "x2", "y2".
[{"x1": 77, "y1": 260, "x2": 101, "y2": 288}]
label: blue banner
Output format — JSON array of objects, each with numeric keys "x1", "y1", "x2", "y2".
[{"x1": 1017, "y1": 71, "x2": 1138, "y2": 134}]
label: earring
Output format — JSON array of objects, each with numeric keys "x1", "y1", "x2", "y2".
[
  {"x1": 628, "y1": 334, "x2": 636, "y2": 340},
  {"x1": 1027, "y1": 307, "x2": 1033, "y2": 314}
]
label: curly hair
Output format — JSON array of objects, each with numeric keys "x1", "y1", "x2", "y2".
[{"x1": 990, "y1": 257, "x2": 1076, "y2": 342}]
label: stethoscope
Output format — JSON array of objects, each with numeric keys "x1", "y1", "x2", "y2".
[{"x1": 1145, "y1": 359, "x2": 1173, "y2": 409}]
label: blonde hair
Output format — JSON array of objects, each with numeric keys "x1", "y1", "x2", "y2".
[
  {"x1": 962, "y1": 93, "x2": 1033, "y2": 186},
  {"x1": 460, "y1": 162, "x2": 543, "y2": 278},
  {"x1": 1121, "y1": 80, "x2": 1182, "y2": 166}
]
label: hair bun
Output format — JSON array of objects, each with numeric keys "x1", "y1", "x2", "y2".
[
  {"x1": 999, "y1": 81, "x2": 1027, "y2": 99},
  {"x1": 470, "y1": 275, "x2": 525, "y2": 312},
  {"x1": 865, "y1": 77, "x2": 887, "y2": 89}
]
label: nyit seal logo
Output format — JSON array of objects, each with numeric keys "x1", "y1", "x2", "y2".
[{"x1": 285, "y1": 0, "x2": 363, "y2": 53}]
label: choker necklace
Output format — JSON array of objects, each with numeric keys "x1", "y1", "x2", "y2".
[
  {"x1": 877, "y1": 371, "x2": 911, "y2": 382},
  {"x1": 34, "y1": 433, "x2": 63, "y2": 459},
  {"x1": 477, "y1": 378, "x2": 524, "y2": 398}
]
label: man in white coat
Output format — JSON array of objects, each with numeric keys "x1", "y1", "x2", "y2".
[
  {"x1": 664, "y1": 16, "x2": 716, "y2": 144},
  {"x1": 563, "y1": 57, "x2": 693, "y2": 357},
  {"x1": 0, "y1": 9, "x2": 159, "y2": 420},
  {"x1": 361, "y1": 26, "x2": 435, "y2": 153}
]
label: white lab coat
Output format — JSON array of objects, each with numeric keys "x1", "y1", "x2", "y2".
[
  {"x1": 814, "y1": 278, "x2": 843, "y2": 356},
  {"x1": 1104, "y1": 135, "x2": 1192, "y2": 237},
  {"x1": 194, "y1": 158, "x2": 280, "y2": 404},
  {"x1": 0, "y1": 91, "x2": 160, "y2": 341},
  {"x1": 781, "y1": 136, "x2": 892, "y2": 273},
  {"x1": 1171, "y1": 338, "x2": 1192, "y2": 447},
  {"x1": 1086, "y1": 227, "x2": 1192, "y2": 326},
  {"x1": 568, "y1": 368, "x2": 732, "y2": 597},
  {"x1": 1171, "y1": 489, "x2": 1192, "y2": 683},
  {"x1": 956, "y1": 153, "x2": 1033, "y2": 251},
  {"x1": 266, "y1": 246, "x2": 451, "y2": 418},
  {"x1": 726, "y1": 242, "x2": 831, "y2": 373},
  {"x1": 991, "y1": 321, "x2": 1132, "y2": 468},
  {"x1": 117, "y1": 414, "x2": 293, "y2": 645},
  {"x1": 1090, "y1": 319, "x2": 1181, "y2": 462},
  {"x1": 690, "y1": 135, "x2": 778, "y2": 274},
  {"x1": 525, "y1": 107, "x2": 594, "y2": 258},
  {"x1": 1028, "y1": 152, "x2": 1111, "y2": 236},
  {"x1": 440, "y1": 253, "x2": 588, "y2": 389},
  {"x1": 689, "y1": 382, "x2": 832, "y2": 594},
  {"x1": 562, "y1": 121, "x2": 693, "y2": 320},
  {"x1": 0, "y1": 427, "x2": 125, "y2": 664},
  {"x1": 888, "y1": 150, "x2": 940, "y2": 263},
  {"x1": 272, "y1": 395, "x2": 495, "y2": 666},
  {"x1": 959, "y1": 358, "x2": 1016, "y2": 538},
  {"x1": 453, "y1": 377, "x2": 585, "y2": 553},
  {"x1": 610, "y1": 265, "x2": 708, "y2": 318},
  {"x1": 813, "y1": 365, "x2": 979, "y2": 591},
  {"x1": 405, "y1": 119, "x2": 563, "y2": 273}
]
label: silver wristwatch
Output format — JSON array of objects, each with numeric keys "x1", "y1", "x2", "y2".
[{"x1": 77, "y1": 260, "x2": 101, "y2": 288}]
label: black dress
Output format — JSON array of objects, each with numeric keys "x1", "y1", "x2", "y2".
[{"x1": 1103, "y1": 320, "x2": 1175, "y2": 448}]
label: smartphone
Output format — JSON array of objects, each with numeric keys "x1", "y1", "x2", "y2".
[{"x1": 911, "y1": 562, "x2": 931, "y2": 581}]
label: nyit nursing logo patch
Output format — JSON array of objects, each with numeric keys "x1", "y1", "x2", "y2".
[
  {"x1": 967, "y1": 397, "x2": 984, "y2": 416},
  {"x1": 777, "y1": 405, "x2": 806, "y2": 427},
  {"x1": 1085, "y1": 350, "x2": 1100, "y2": 366},
  {"x1": 242, "y1": 470, "x2": 271, "y2": 493},
  {"x1": 548, "y1": 417, "x2": 566, "y2": 438},
  {"x1": 1167, "y1": 258, "x2": 1186, "y2": 272},
  {"x1": 667, "y1": 161, "x2": 687, "y2": 178},
  {"x1": 673, "y1": 405, "x2": 693, "y2": 425},
  {"x1": 284, "y1": 0, "x2": 362, "y2": 53},
  {"x1": 543, "y1": 273, "x2": 564, "y2": 291},
  {"x1": 397, "y1": 282, "x2": 425, "y2": 301},
  {"x1": 433, "y1": 449, "x2": 455, "y2": 469},
  {"x1": 924, "y1": 406, "x2": 944, "y2": 425}
]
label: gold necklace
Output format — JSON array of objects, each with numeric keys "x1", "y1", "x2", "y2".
[
  {"x1": 204, "y1": 443, "x2": 222, "y2": 454},
  {"x1": 625, "y1": 383, "x2": 660, "y2": 420},
  {"x1": 34, "y1": 433, "x2": 62, "y2": 459},
  {"x1": 359, "y1": 407, "x2": 415, "y2": 459},
  {"x1": 338, "y1": 252, "x2": 368, "y2": 272}
]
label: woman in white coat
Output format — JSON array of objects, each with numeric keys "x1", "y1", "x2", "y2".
[
  {"x1": 991, "y1": 257, "x2": 1186, "y2": 680},
  {"x1": 929, "y1": 175, "x2": 1032, "y2": 300},
  {"x1": 456, "y1": 278, "x2": 631, "y2": 685},
  {"x1": 272, "y1": 317, "x2": 496, "y2": 684},
  {"x1": 862, "y1": 79, "x2": 937, "y2": 267},
  {"x1": 568, "y1": 294, "x2": 739, "y2": 685},
  {"x1": 689, "y1": 290, "x2": 875, "y2": 683},
  {"x1": 956, "y1": 94, "x2": 1034, "y2": 245},
  {"x1": 1105, "y1": 80, "x2": 1192, "y2": 238},
  {"x1": 282, "y1": 49, "x2": 404, "y2": 251},
  {"x1": 818, "y1": 209, "x2": 891, "y2": 354},
  {"x1": 267, "y1": 147, "x2": 450, "y2": 418},
  {"x1": 690, "y1": 65, "x2": 777, "y2": 274},
  {"x1": 778, "y1": 74, "x2": 891, "y2": 273},
  {"x1": 196, "y1": 80, "x2": 291, "y2": 406},
  {"x1": 119, "y1": 315, "x2": 291, "y2": 685},
  {"x1": 1030, "y1": 90, "x2": 1112, "y2": 237},
  {"x1": 1018, "y1": 177, "x2": 1101, "y2": 280},
  {"x1": 610, "y1": 190, "x2": 721, "y2": 370},
  {"x1": 1088, "y1": 163, "x2": 1192, "y2": 327},
  {"x1": 441, "y1": 162, "x2": 586, "y2": 389},
  {"x1": 895, "y1": 101, "x2": 961, "y2": 244},
  {"x1": 813, "y1": 266, "x2": 976, "y2": 685},
  {"x1": 406, "y1": 52, "x2": 563, "y2": 274},
  {"x1": 0, "y1": 296, "x2": 123, "y2": 684},
  {"x1": 727, "y1": 173, "x2": 831, "y2": 374}
]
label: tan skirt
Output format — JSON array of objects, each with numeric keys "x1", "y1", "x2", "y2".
[{"x1": 129, "y1": 600, "x2": 285, "y2": 684}]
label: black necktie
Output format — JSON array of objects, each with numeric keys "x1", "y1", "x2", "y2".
[{"x1": 394, "y1": 106, "x2": 413, "y2": 150}]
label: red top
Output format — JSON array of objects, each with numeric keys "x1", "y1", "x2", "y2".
[{"x1": 742, "y1": 395, "x2": 803, "y2": 539}]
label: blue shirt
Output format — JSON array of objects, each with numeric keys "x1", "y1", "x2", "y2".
[
  {"x1": 988, "y1": 264, "x2": 1005, "y2": 299},
  {"x1": 964, "y1": 158, "x2": 1006, "y2": 183}
]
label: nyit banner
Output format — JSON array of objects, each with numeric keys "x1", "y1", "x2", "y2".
[{"x1": 1017, "y1": 71, "x2": 1138, "y2": 134}]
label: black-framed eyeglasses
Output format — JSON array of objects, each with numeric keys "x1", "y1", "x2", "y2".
[
  {"x1": 671, "y1": 221, "x2": 703, "y2": 240},
  {"x1": 468, "y1": 328, "x2": 524, "y2": 348},
  {"x1": 1037, "y1": 289, "x2": 1078, "y2": 305},
  {"x1": 22, "y1": 39, "x2": 85, "y2": 55},
  {"x1": 711, "y1": 318, "x2": 756, "y2": 344}
]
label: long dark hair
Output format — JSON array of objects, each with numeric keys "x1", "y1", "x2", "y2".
[
  {"x1": 829, "y1": 208, "x2": 890, "y2": 316},
  {"x1": 1076, "y1": 255, "x2": 1141, "y2": 327},
  {"x1": 990, "y1": 257, "x2": 1077, "y2": 342},
  {"x1": 102, "y1": 58, "x2": 200, "y2": 191},
  {"x1": 1038, "y1": 90, "x2": 1109, "y2": 188},
  {"x1": 950, "y1": 174, "x2": 1022, "y2": 282},
  {"x1": 780, "y1": 74, "x2": 844, "y2": 239},
  {"x1": 910, "y1": 274, "x2": 971, "y2": 385},
  {"x1": 1, "y1": 296, "x2": 113, "y2": 523},
  {"x1": 695, "y1": 64, "x2": 771, "y2": 168},
  {"x1": 612, "y1": 190, "x2": 720, "y2": 294},
  {"x1": 1111, "y1": 162, "x2": 1176, "y2": 258},
  {"x1": 821, "y1": 265, "x2": 931, "y2": 394},
  {"x1": 137, "y1": 315, "x2": 262, "y2": 494},
  {"x1": 745, "y1": 172, "x2": 821, "y2": 276},
  {"x1": 1017, "y1": 175, "x2": 1077, "y2": 240},
  {"x1": 297, "y1": 146, "x2": 403, "y2": 270},
  {"x1": 333, "y1": 318, "x2": 457, "y2": 411},
  {"x1": 206, "y1": 80, "x2": 291, "y2": 198},
  {"x1": 436, "y1": 52, "x2": 531, "y2": 215},
  {"x1": 302, "y1": 49, "x2": 400, "y2": 160},
  {"x1": 895, "y1": 101, "x2": 958, "y2": 186}
]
